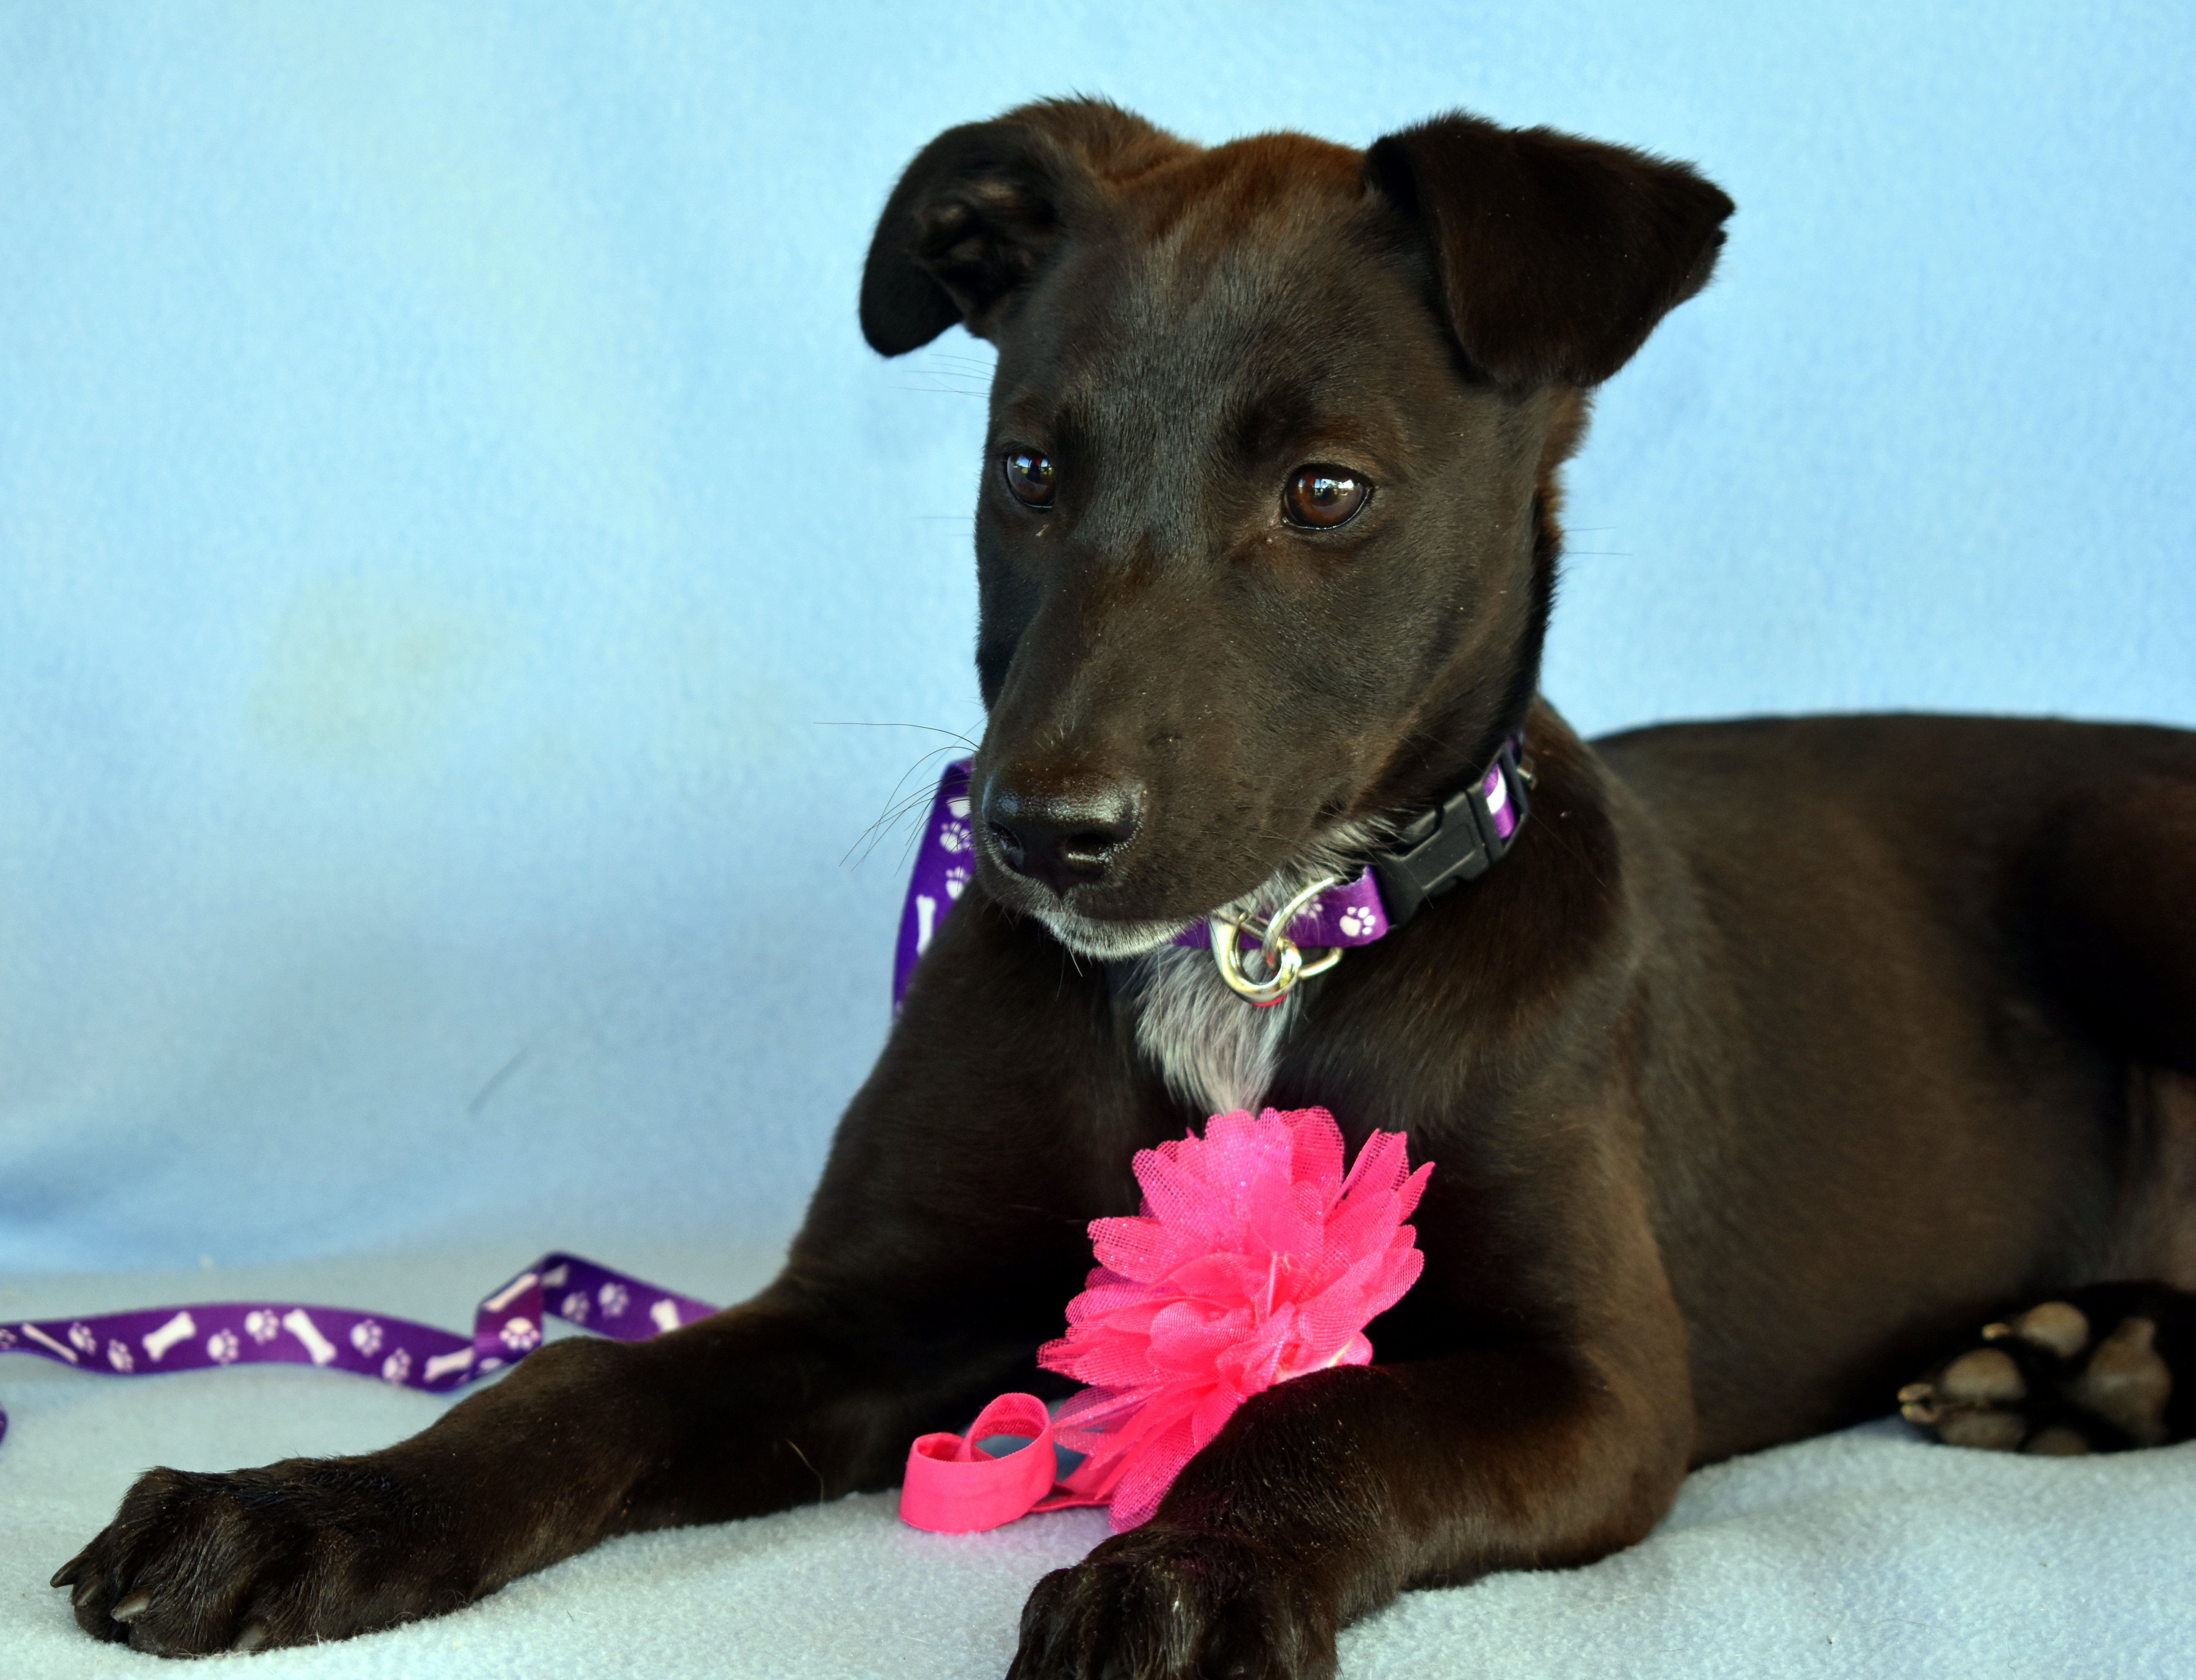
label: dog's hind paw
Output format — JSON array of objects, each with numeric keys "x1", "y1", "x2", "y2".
[{"x1": 1899, "y1": 1282, "x2": 2196, "y2": 1454}]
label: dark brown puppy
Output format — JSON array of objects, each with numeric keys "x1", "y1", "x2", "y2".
[{"x1": 54, "y1": 100, "x2": 2196, "y2": 1676}]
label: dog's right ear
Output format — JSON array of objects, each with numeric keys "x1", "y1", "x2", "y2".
[
  {"x1": 1366, "y1": 113, "x2": 1734, "y2": 387},
  {"x1": 861, "y1": 100, "x2": 1187, "y2": 355}
]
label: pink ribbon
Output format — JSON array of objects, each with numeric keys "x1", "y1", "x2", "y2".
[{"x1": 899, "y1": 1393, "x2": 1113, "y2": 1533}]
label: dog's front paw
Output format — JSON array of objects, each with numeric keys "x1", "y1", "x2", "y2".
[
  {"x1": 1009, "y1": 1525, "x2": 1337, "y2": 1680},
  {"x1": 52, "y1": 1457, "x2": 475, "y2": 1654}
]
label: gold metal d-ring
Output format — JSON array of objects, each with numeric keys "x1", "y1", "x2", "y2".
[{"x1": 1209, "y1": 874, "x2": 1344, "y2": 1005}]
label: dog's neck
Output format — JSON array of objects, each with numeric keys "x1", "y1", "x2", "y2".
[
  {"x1": 1119, "y1": 940, "x2": 1297, "y2": 1116},
  {"x1": 1114, "y1": 816, "x2": 1385, "y2": 1115},
  {"x1": 1114, "y1": 729, "x2": 1532, "y2": 1115}
]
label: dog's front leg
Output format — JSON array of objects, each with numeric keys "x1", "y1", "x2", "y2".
[
  {"x1": 52, "y1": 1286, "x2": 1005, "y2": 1654},
  {"x1": 58, "y1": 897, "x2": 1147, "y2": 1655},
  {"x1": 1011, "y1": 1328, "x2": 1690, "y2": 1680}
]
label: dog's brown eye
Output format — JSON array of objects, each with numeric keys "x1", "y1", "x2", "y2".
[
  {"x1": 1003, "y1": 448, "x2": 1056, "y2": 509},
  {"x1": 1282, "y1": 465, "x2": 1369, "y2": 528}
]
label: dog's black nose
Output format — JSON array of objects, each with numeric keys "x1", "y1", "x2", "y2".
[{"x1": 984, "y1": 779, "x2": 1141, "y2": 897}]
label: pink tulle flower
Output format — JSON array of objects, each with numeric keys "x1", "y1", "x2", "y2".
[{"x1": 1039, "y1": 1106, "x2": 1432, "y2": 1531}]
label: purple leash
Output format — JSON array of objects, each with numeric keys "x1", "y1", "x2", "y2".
[
  {"x1": 6, "y1": 740, "x2": 1523, "y2": 1445},
  {"x1": 2, "y1": 776, "x2": 1354, "y2": 1446},
  {"x1": 0, "y1": 1254, "x2": 718, "y2": 1446}
]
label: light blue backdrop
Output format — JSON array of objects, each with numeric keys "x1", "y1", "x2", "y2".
[{"x1": 4, "y1": 3, "x2": 2192, "y2": 1270}]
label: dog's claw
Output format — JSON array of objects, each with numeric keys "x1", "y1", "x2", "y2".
[
  {"x1": 232, "y1": 1620, "x2": 271, "y2": 1653},
  {"x1": 109, "y1": 1591, "x2": 152, "y2": 1622},
  {"x1": 49, "y1": 1551, "x2": 88, "y2": 1591}
]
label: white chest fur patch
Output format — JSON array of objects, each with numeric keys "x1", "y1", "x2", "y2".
[
  {"x1": 1119, "y1": 941, "x2": 1296, "y2": 1117},
  {"x1": 1111, "y1": 824, "x2": 1387, "y2": 1116}
]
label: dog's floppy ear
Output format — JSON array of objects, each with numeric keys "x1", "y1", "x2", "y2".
[
  {"x1": 862, "y1": 99, "x2": 1187, "y2": 355},
  {"x1": 1366, "y1": 113, "x2": 1733, "y2": 387}
]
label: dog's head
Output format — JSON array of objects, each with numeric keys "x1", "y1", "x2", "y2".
[{"x1": 863, "y1": 100, "x2": 1730, "y2": 958}]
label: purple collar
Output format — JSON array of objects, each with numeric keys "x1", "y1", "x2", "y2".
[
  {"x1": 892, "y1": 735, "x2": 1532, "y2": 1011},
  {"x1": 1164, "y1": 869, "x2": 1391, "y2": 956}
]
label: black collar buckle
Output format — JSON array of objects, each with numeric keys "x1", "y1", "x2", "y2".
[{"x1": 1369, "y1": 735, "x2": 1532, "y2": 927}]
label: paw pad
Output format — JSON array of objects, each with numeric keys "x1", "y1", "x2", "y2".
[
  {"x1": 1937, "y1": 1347, "x2": 2025, "y2": 1405},
  {"x1": 2070, "y1": 1316, "x2": 2171, "y2": 1445},
  {"x1": 1983, "y1": 1299, "x2": 2090, "y2": 1358}
]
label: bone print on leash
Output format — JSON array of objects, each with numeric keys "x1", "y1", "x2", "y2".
[{"x1": 0, "y1": 1254, "x2": 718, "y2": 1446}]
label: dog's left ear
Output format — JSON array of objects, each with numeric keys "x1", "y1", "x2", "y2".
[{"x1": 1366, "y1": 114, "x2": 1733, "y2": 387}]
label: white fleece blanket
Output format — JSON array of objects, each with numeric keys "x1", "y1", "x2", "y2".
[{"x1": 7, "y1": 1243, "x2": 2196, "y2": 1679}]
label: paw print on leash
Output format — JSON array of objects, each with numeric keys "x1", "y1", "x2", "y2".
[
  {"x1": 939, "y1": 819, "x2": 973, "y2": 855},
  {"x1": 349, "y1": 1319, "x2": 384, "y2": 1357},
  {"x1": 106, "y1": 1339, "x2": 135, "y2": 1373},
  {"x1": 244, "y1": 1309, "x2": 282, "y2": 1344},
  {"x1": 68, "y1": 1322, "x2": 97, "y2": 1357},
  {"x1": 380, "y1": 1348, "x2": 412, "y2": 1384},
  {"x1": 205, "y1": 1328, "x2": 241, "y2": 1365},
  {"x1": 1337, "y1": 906, "x2": 1376, "y2": 939},
  {"x1": 560, "y1": 1290, "x2": 591, "y2": 1325},
  {"x1": 598, "y1": 1281, "x2": 630, "y2": 1320},
  {"x1": 500, "y1": 1317, "x2": 541, "y2": 1353}
]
